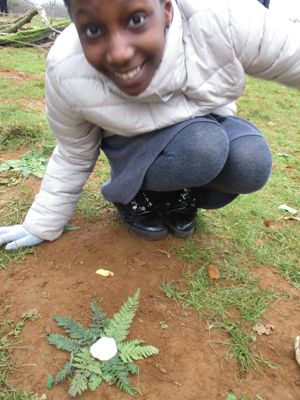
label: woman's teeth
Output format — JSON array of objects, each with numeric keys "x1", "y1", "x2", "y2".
[{"x1": 115, "y1": 66, "x2": 141, "y2": 81}]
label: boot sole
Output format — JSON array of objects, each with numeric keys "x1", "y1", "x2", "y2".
[
  {"x1": 166, "y1": 224, "x2": 196, "y2": 238},
  {"x1": 122, "y1": 221, "x2": 168, "y2": 241}
]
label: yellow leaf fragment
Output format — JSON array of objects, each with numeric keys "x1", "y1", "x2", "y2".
[
  {"x1": 252, "y1": 323, "x2": 274, "y2": 336},
  {"x1": 95, "y1": 268, "x2": 114, "y2": 277}
]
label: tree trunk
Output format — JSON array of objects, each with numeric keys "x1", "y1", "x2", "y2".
[{"x1": 1, "y1": 8, "x2": 38, "y2": 33}]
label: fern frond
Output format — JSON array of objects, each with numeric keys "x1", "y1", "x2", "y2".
[
  {"x1": 72, "y1": 348, "x2": 102, "y2": 375},
  {"x1": 101, "y1": 356, "x2": 119, "y2": 385},
  {"x1": 88, "y1": 373, "x2": 103, "y2": 391},
  {"x1": 118, "y1": 340, "x2": 159, "y2": 362},
  {"x1": 53, "y1": 316, "x2": 87, "y2": 339},
  {"x1": 116, "y1": 372, "x2": 136, "y2": 396},
  {"x1": 47, "y1": 333, "x2": 80, "y2": 352},
  {"x1": 68, "y1": 370, "x2": 88, "y2": 398},
  {"x1": 104, "y1": 289, "x2": 140, "y2": 343},
  {"x1": 127, "y1": 362, "x2": 139, "y2": 375},
  {"x1": 54, "y1": 361, "x2": 74, "y2": 383},
  {"x1": 101, "y1": 355, "x2": 138, "y2": 394},
  {"x1": 88, "y1": 299, "x2": 108, "y2": 336},
  {"x1": 101, "y1": 356, "x2": 136, "y2": 395}
]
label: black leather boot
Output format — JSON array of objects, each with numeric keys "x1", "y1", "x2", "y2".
[
  {"x1": 114, "y1": 191, "x2": 168, "y2": 240},
  {"x1": 162, "y1": 189, "x2": 197, "y2": 238}
]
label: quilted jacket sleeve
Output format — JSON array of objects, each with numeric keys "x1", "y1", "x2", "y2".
[
  {"x1": 23, "y1": 64, "x2": 103, "y2": 241},
  {"x1": 228, "y1": 0, "x2": 300, "y2": 88}
]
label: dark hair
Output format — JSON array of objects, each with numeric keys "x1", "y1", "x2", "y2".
[
  {"x1": 63, "y1": 0, "x2": 165, "y2": 11},
  {"x1": 63, "y1": 0, "x2": 70, "y2": 12}
]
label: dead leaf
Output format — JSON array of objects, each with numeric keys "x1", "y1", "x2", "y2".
[
  {"x1": 156, "y1": 363, "x2": 168, "y2": 374},
  {"x1": 133, "y1": 257, "x2": 147, "y2": 266},
  {"x1": 95, "y1": 269, "x2": 114, "y2": 277},
  {"x1": 282, "y1": 216, "x2": 300, "y2": 223},
  {"x1": 264, "y1": 216, "x2": 300, "y2": 228},
  {"x1": 252, "y1": 323, "x2": 275, "y2": 336},
  {"x1": 156, "y1": 249, "x2": 171, "y2": 258},
  {"x1": 295, "y1": 336, "x2": 300, "y2": 367},
  {"x1": 263, "y1": 219, "x2": 273, "y2": 227},
  {"x1": 256, "y1": 239, "x2": 264, "y2": 247},
  {"x1": 207, "y1": 264, "x2": 220, "y2": 282}
]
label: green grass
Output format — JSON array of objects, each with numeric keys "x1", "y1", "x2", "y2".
[
  {"x1": 0, "y1": 48, "x2": 46, "y2": 76},
  {"x1": 0, "y1": 115, "x2": 53, "y2": 152},
  {"x1": 0, "y1": 309, "x2": 43, "y2": 400},
  {"x1": 162, "y1": 255, "x2": 279, "y2": 371},
  {"x1": 0, "y1": 79, "x2": 45, "y2": 99},
  {"x1": 0, "y1": 48, "x2": 54, "y2": 152},
  {"x1": 0, "y1": 196, "x2": 35, "y2": 269},
  {"x1": 76, "y1": 157, "x2": 111, "y2": 220}
]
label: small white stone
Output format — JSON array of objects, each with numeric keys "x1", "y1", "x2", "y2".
[{"x1": 90, "y1": 337, "x2": 118, "y2": 361}]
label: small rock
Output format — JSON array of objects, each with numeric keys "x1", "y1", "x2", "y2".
[
  {"x1": 159, "y1": 366, "x2": 168, "y2": 374},
  {"x1": 44, "y1": 325, "x2": 52, "y2": 335},
  {"x1": 156, "y1": 363, "x2": 168, "y2": 374}
]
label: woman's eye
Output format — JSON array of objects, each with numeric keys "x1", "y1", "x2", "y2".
[
  {"x1": 85, "y1": 25, "x2": 103, "y2": 39},
  {"x1": 128, "y1": 13, "x2": 147, "y2": 28}
]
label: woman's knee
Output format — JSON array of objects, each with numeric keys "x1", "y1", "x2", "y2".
[
  {"x1": 227, "y1": 136, "x2": 273, "y2": 193},
  {"x1": 143, "y1": 122, "x2": 230, "y2": 191},
  {"x1": 166, "y1": 122, "x2": 230, "y2": 181}
]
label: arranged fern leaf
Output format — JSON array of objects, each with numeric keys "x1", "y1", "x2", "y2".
[
  {"x1": 88, "y1": 373, "x2": 103, "y2": 391},
  {"x1": 104, "y1": 289, "x2": 140, "y2": 343},
  {"x1": 127, "y1": 362, "x2": 139, "y2": 375},
  {"x1": 48, "y1": 333, "x2": 80, "y2": 352},
  {"x1": 47, "y1": 289, "x2": 158, "y2": 397},
  {"x1": 116, "y1": 372, "x2": 135, "y2": 396},
  {"x1": 53, "y1": 316, "x2": 87, "y2": 340},
  {"x1": 88, "y1": 299, "x2": 108, "y2": 335},
  {"x1": 54, "y1": 361, "x2": 74, "y2": 383},
  {"x1": 72, "y1": 348, "x2": 102, "y2": 375},
  {"x1": 101, "y1": 356, "x2": 136, "y2": 395},
  {"x1": 118, "y1": 340, "x2": 159, "y2": 362},
  {"x1": 68, "y1": 371, "x2": 89, "y2": 398}
]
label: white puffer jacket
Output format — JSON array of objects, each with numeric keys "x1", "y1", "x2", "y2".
[{"x1": 24, "y1": 0, "x2": 300, "y2": 240}]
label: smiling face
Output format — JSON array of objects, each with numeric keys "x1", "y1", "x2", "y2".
[{"x1": 70, "y1": 0, "x2": 173, "y2": 96}]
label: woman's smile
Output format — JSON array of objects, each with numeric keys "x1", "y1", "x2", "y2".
[{"x1": 114, "y1": 65, "x2": 142, "y2": 81}]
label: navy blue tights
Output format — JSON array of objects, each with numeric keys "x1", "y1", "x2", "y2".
[{"x1": 142, "y1": 116, "x2": 272, "y2": 208}]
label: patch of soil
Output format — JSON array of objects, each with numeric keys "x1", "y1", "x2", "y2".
[
  {"x1": 0, "y1": 68, "x2": 43, "y2": 82},
  {"x1": 1, "y1": 209, "x2": 300, "y2": 400},
  {"x1": 5, "y1": 98, "x2": 45, "y2": 112}
]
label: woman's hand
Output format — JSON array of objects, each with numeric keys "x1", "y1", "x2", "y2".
[{"x1": 0, "y1": 225, "x2": 44, "y2": 250}]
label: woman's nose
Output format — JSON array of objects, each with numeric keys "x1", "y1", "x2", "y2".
[{"x1": 105, "y1": 33, "x2": 134, "y2": 66}]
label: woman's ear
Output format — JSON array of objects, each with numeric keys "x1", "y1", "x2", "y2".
[{"x1": 163, "y1": 0, "x2": 173, "y2": 29}]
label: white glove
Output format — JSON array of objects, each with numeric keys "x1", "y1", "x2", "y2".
[{"x1": 0, "y1": 225, "x2": 44, "y2": 250}]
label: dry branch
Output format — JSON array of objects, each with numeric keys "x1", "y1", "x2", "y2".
[{"x1": 0, "y1": 8, "x2": 39, "y2": 33}]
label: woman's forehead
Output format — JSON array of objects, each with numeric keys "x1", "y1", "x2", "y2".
[{"x1": 70, "y1": 0, "x2": 162, "y2": 17}]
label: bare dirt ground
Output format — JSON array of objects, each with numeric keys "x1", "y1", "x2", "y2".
[
  {"x1": 1, "y1": 203, "x2": 300, "y2": 399},
  {"x1": 1, "y1": 69, "x2": 300, "y2": 400}
]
